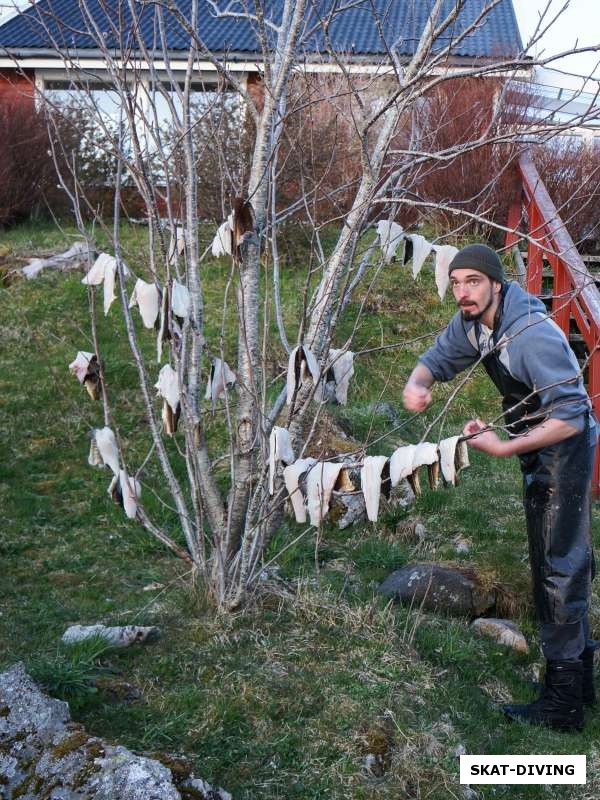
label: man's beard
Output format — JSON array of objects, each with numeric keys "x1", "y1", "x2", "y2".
[{"x1": 459, "y1": 288, "x2": 494, "y2": 322}]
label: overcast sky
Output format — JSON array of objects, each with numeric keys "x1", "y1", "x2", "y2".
[{"x1": 513, "y1": 0, "x2": 600, "y2": 84}]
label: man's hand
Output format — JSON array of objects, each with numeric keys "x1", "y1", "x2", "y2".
[
  {"x1": 403, "y1": 382, "x2": 432, "y2": 412},
  {"x1": 462, "y1": 419, "x2": 508, "y2": 457}
]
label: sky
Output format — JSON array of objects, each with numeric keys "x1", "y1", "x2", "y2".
[{"x1": 512, "y1": 0, "x2": 600, "y2": 87}]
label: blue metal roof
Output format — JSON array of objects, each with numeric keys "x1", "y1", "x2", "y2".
[{"x1": 0, "y1": 0, "x2": 523, "y2": 60}]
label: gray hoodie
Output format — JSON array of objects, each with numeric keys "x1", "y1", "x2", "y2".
[{"x1": 419, "y1": 281, "x2": 591, "y2": 430}]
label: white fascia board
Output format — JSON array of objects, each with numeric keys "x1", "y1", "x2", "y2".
[{"x1": 0, "y1": 52, "x2": 531, "y2": 78}]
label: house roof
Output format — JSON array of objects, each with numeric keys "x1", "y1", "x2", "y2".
[{"x1": 0, "y1": 0, "x2": 523, "y2": 62}]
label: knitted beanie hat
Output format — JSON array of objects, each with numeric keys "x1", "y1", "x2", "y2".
[{"x1": 448, "y1": 244, "x2": 505, "y2": 283}]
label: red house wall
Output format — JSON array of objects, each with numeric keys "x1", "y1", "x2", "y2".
[{"x1": 0, "y1": 68, "x2": 35, "y2": 107}]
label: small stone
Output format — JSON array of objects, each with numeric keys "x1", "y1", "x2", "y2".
[
  {"x1": 142, "y1": 582, "x2": 165, "y2": 592},
  {"x1": 61, "y1": 624, "x2": 161, "y2": 648},
  {"x1": 471, "y1": 618, "x2": 529, "y2": 653},
  {"x1": 453, "y1": 744, "x2": 467, "y2": 758},
  {"x1": 453, "y1": 535, "x2": 470, "y2": 554}
]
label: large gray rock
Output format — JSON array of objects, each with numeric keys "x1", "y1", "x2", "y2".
[
  {"x1": 378, "y1": 563, "x2": 496, "y2": 616},
  {"x1": 0, "y1": 663, "x2": 230, "y2": 799},
  {"x1": 61, "y1": 625, "x2": 161, "y2": 648}
]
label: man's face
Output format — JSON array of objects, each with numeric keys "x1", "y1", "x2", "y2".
[{"x1": 450, "y1": 268, "x2": 499, "y2": 322}]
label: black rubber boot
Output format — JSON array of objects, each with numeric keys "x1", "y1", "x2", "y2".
[
  {"x1": 503, "y1": 660, "x2": 584, "y2": 732},
  {"x1": 582, "y1": 646, "x2": 596, "y2": 707}
]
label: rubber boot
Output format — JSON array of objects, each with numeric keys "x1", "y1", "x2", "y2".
[
  {"x1": 582, "y1": 646, "x2": 596, "y2": 707},
  {"x1": 503, "y1": 660, "x2": 584, "y2": 732}
]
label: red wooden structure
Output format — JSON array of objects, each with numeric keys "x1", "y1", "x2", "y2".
[{"x1": 505, "y1": 151, "x2": 600, "y2": 495}]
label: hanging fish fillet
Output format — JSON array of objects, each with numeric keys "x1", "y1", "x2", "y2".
[
  {"x1": 432, "y1": 245, "x2": 459, "y2": 301},
  {"x1": 306, "y1": 462, "x2": 343, "y2": 526},
  {"x1": 403, "y1": 234, "x2": 434, "y2": 279},
  {"x1": 68, "y1": 351, "x2": 101, "y2": 400},
  {"x1": 286, "y1": 345, "x2": 321, "y2": 405},
  {"x1": 389, "y1": 444, "x2": 416, "y2": 487},
  {"x1": 328, "y1": 349, "x2": 355, "y2": 405},
  {"x1": 439, "y1": 435, "x2": 470, "y2": 486},
  {"x1": 88, "y1": 427, "x2": 119, "y2": 475},
  {"x1": 283, "y1": 458, "x2": 317, "y2": 523},
  {"x1": 268, "y1": 426, "x2": 295, "y2": 495},
  {"x1": 129, "y1": 279, "x2": 160, "y2": 329},
  {"x1": 167, "y1": 226, "x2": 185, "y2": 265},
  {"x1": 81, "y1": 252, "x2": 115, "y2": 286},
  {"x1": 109, "y1": 469, "x2": 141, "y2": 519},
  {"x1": 412, "y1": 441, "x2": 440, "y2": 492},
  {"x1": 211, "y1": 214, "x2": 234, "y2": 257},
  {"x1": 102, "y1": 257, "x2": 117, "y2": 315},
  {"x1": 376, "y1": 220, "x2": 404, "y2": 263},
  {"x1": 204, "y1": 358, "x2": 236, "y2": 409},
  {"x1": 361, "y1": 455, "x2": 389, "y2": 522},
  {"x1": 155, "y1": 364, "x2": 181, "y2": 436},
  {"x1": 171, "y1": 280, "x2": 191, "y2": 322}
]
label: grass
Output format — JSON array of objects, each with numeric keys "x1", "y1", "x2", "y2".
[{"x1": 1, "y1": 220, "x2": 600, "y2": 799}]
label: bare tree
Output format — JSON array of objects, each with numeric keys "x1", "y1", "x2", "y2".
[{"x1": 14, "y1": 0, "x2": 600, "y2": 608}]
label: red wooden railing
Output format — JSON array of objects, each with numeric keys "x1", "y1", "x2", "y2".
[{"x1": 505, "y1": 151, "x2": 600, "y2": 495}]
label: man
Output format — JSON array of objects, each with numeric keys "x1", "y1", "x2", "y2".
[{"x1": 402, "y1": 243, "x2": 597, "y2": 732}]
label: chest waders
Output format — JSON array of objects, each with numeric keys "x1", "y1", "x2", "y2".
[
  {"x1": 477, "y1": 321, "x2": 598, "y2": 730},
  {"x1": 480, "y1": 334, "x2": 596, "y2": 663}
]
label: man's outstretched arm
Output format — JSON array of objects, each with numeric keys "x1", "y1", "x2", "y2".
[
  {"x1": 463, "y1": 417, "x2": 580, "y2": 458},
  {"x1": 403, "y1": 363, "x2": 435, "y2": 412}
]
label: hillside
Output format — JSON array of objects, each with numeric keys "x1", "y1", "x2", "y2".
[{"x1": 1, "y1": 221, "x2": 599, "y2": 800}]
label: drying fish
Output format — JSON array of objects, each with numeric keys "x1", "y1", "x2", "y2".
[
  {"x1": 283, "y1": 458, "x2": 317, "y2": 523},
  {"x1": 306, "y1": 462, "x2": 343, "y2": 526},
  {"x1": 204, "y1": 358, "x2": 236, "y2": 409},
  {"x1": 376, "y1": 219, "x2": 404, "y2": 263},
  {"x1": 108, "y1": 469, "x2": 141, "y2": 520},
  {"x1": 171, "y1": 279, "x2": 191, "y2": 323},
  {"x1": 167, "y1": 226, "x2": 185, "y2": 265},
  {"x1": 268, "y1": 426, "x2": 295, "y2": 495},
  {"x1": 68, "y1": 350, "x2": 101, "y2": 400},
  {"x1": 211, "y1": 214, "x2": 234, "y2": 258},
  {"x1": 88, "y1": 427, "x2": 119, "y2": 475},
  {"x1": 413, "y1": 442, "x2": 441, "y2": 488},
  {"x1": 439, "y1": 435, "x2": 470, "y2": 486},
  {"x1": 432, "y1": 245, "x2": 459, "y2": 301},
  {"x1": 156, "y1": 283, "x2": 171, "y2": 364},
  {"x1": 155, "y1": 364, "x2": 181, "y2": 436},
  {"x1": 102, "y1": 256, "x2": 117, "y2": 315},
  {"x1": 129, "y1": 278, "x2": 160, "y2": 329},
  {"x1": 286, "y1": 345, "x2": 321, "y2": 405},
  {"x1": 403, "y1": 234, "x2": 434, "y2": 279},
  {"x1": 389, "y1": 444, "x2": 417, "y2": 487},
  {"x1": 81, "y1": 252, "x2": 115, "y2": 286},
  {"x1": 328, "y1": 349, "x2": 355, "y2": 405},
  {"x1": 231, "y1": 197, "x2": 256, "y2": 262},
  {"x1": 361, "y1": 455, "x2": 389, "y2": 522},
  {"x1": 411, "y1": 442, "x2": 440, "y2": 493}
]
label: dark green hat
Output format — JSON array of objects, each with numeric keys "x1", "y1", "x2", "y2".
[{"x1": 448, "y1": 244, "x2": 505, "y2": 283}]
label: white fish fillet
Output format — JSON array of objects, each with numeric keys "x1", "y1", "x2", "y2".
[
  {"x1": 283, "y1": 458, "x2": 317, "y2": 523},
  {"x1": 211, "y1": 214, "x2": 234, "y2": 257},
  {"x1": 376, "y1": 220, "x2": 404, "y2": 263},
  {"x1": 432, "y1": 245, "x2": 459, "y2": 301},
  {"x1": 439, "y1": 435, "x2": 470, "y2": 485},
  {"x1": 412, "y1": 442, "x2": 439, "y2": 468},
  {"x1": 129, "y1": 279, "x2": 160, "y2": 329},
  {"x1": 408, "y1": 234, "x2": 434, "y2": 278},
  {"x1": 205, "y1": 358, "x2": 236, "y2": 408},
  {"x1": 286, "y1": 345, "x2": 321, "y2": 405},
  {"x1": 89, "y1": 427, "x2": 119, "y2": 475},
  {"x1": 306, "y1": 462, "x2": 343, "y2": 526},
  {"x1": 268, "y1": 426, "x2": 295, "y2": 495},
  {"x1": 103, "y1": 257, "x2": 117, "y2": 315},
  {"x1": 69, "y1": 351, "x2": 95, "y2": 383},
  {"x1": 120, "y1": 469, "x2": 140, "y2": 519},
  {"x1": 171, "y1": 280, "x2": 191, "y2": 321},
  {"x1": 389, "y1": 445, "x2": 417, "y2": 486},
  {"x1": 329, "y1": 349, "x2": 355, "y2": 405},
  {"x1": 154, "y1": 364, "x2": 180, "y2": 414},
  {"x1": 81, "y1": 252, "x2": 115, "y2": 286},
  {"x1": 167, "y1": 226, "x2": 185, "y2": 265},
  {"x1": 361, "y1": 455, "x2": 388, "y2": 522}
]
